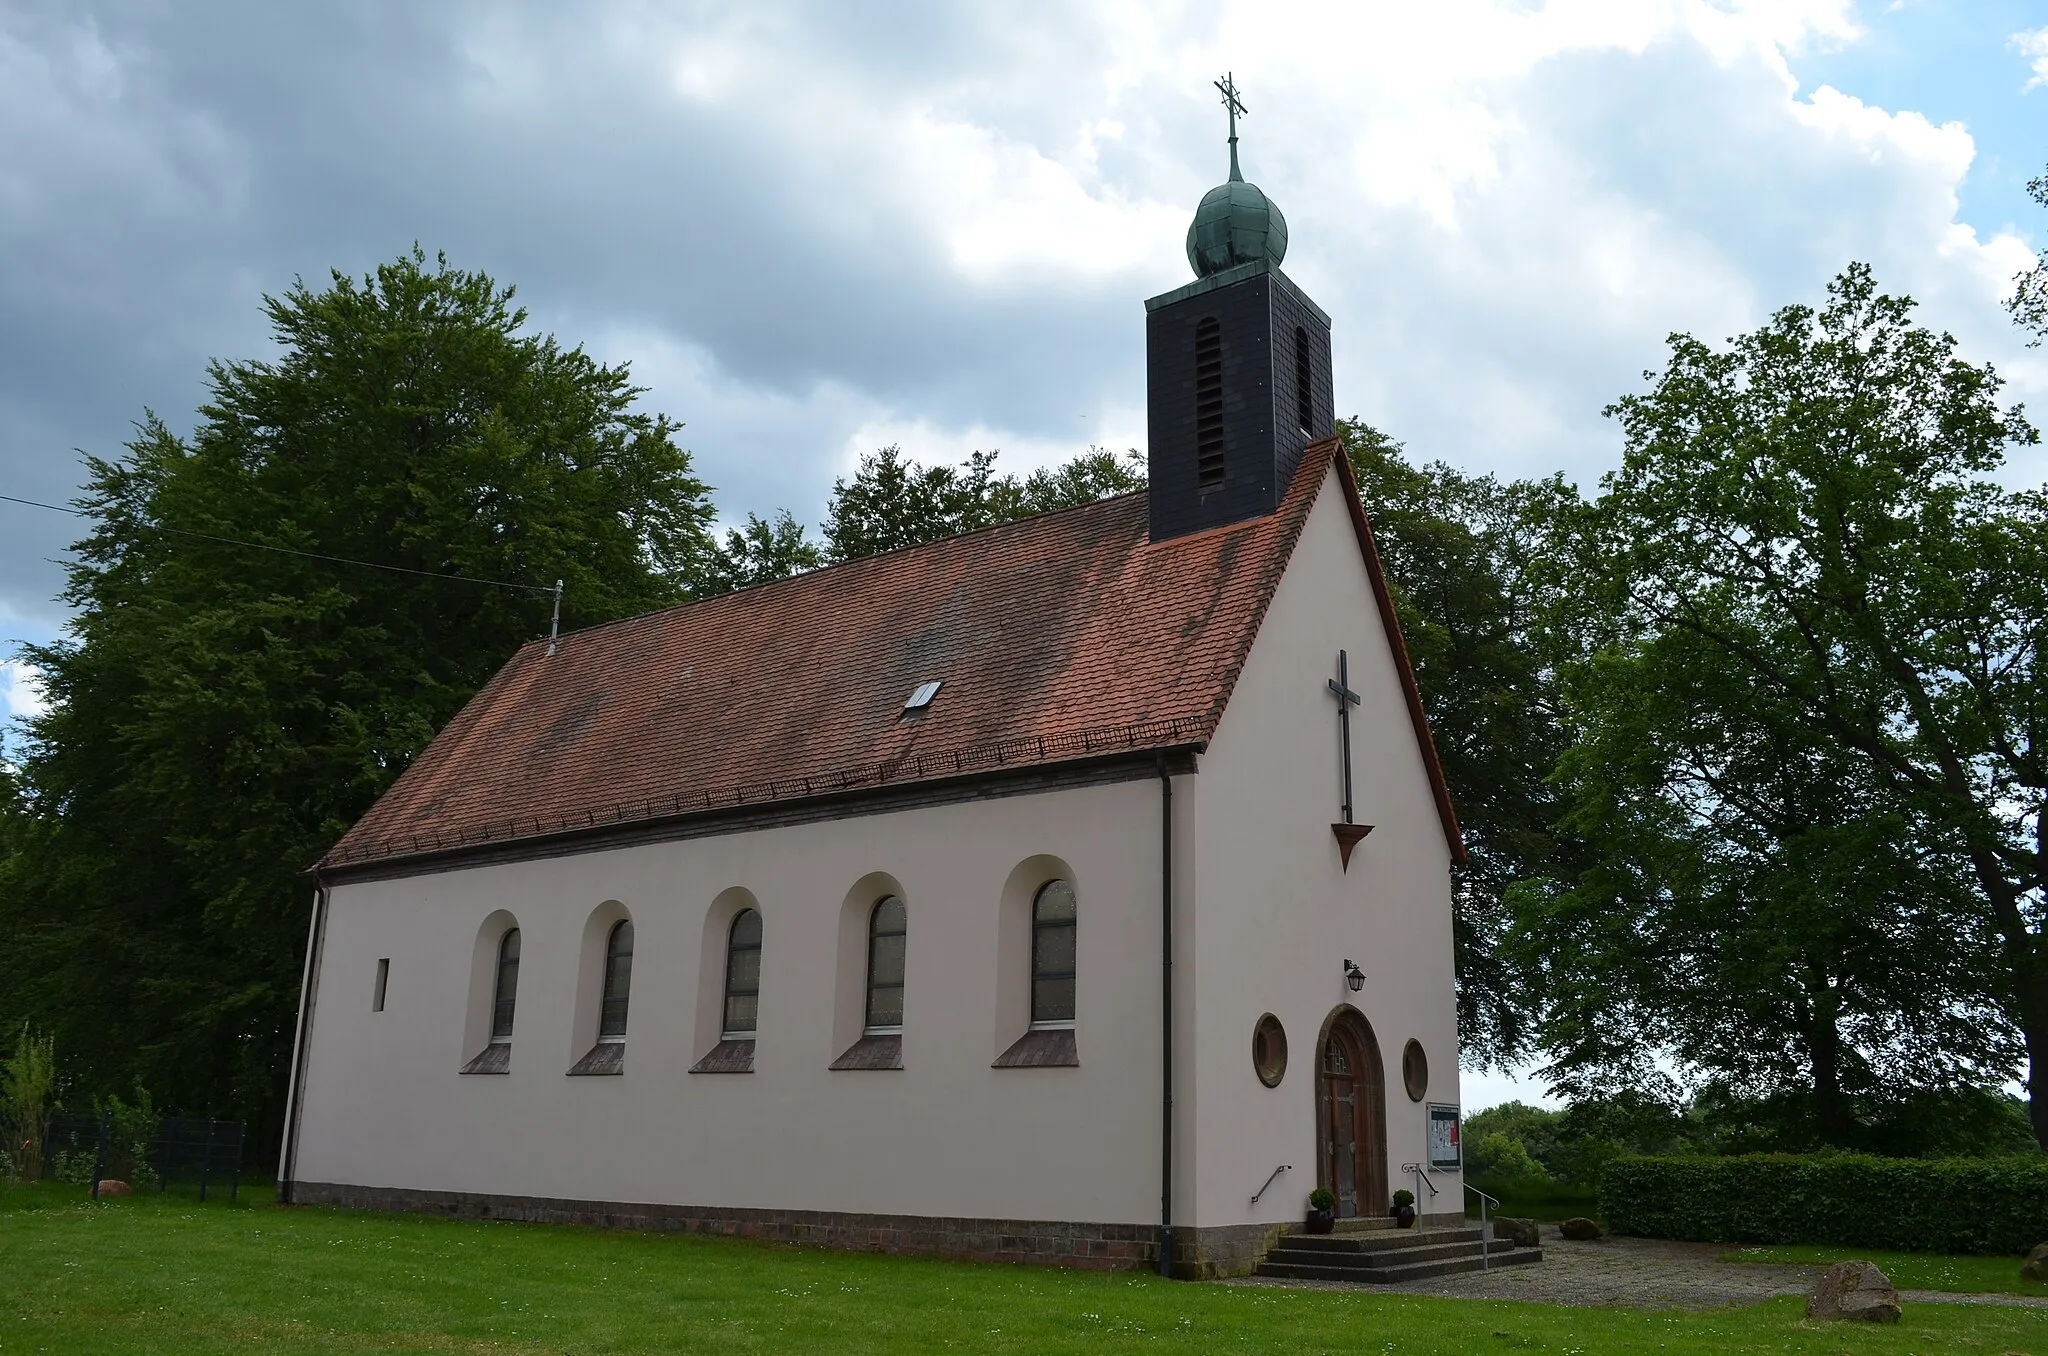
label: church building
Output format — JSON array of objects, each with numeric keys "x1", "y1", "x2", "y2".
[{"x1": 279, "y1": 85, "x2": 1469, "y2": 1279}]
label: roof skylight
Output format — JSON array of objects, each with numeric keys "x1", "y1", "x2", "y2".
[{"x1": 903, "y1": 680, "x2": 943, "y2": 712}]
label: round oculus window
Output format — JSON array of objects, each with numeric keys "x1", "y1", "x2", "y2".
[
  {"x1": 1402, "y1": 1038, "x2": 1429, "y2": 1102},
  {"x1": 1252, "y1": 1013, "x2": 1288, "y2": 1088}
]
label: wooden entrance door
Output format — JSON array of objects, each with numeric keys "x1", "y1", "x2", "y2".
[{"x1": 1317, "y1": 1012, "x2": 1388, "y2": 1219}]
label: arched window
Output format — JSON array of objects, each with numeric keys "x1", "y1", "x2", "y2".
[
  {"x1": 490, "y1": 928, "x2": 520, "y2": 1043},
  {"x1": 1295, "y1": 325, "x2": 1314, "y2": 435},
  {"x1": 1194, "y1": 316, "x2": 1224, "y2": 492},
  {"x1": 597, "y1": 919, "x2": 633, "y2": 1042},
  {"x1": 723, "y1": 908, "x2": 763, "y2": 1040},
  {"x1": 1030, "y1": 880, "x2": 1077, "y2": 1027},
  {"x1": 864, "y1": 896, "x2": 907, "y2": 1034}
]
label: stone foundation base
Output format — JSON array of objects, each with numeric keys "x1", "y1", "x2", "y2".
[{"x1": 288, "y1": 1181, "x2": 1293, "y2": 1278}]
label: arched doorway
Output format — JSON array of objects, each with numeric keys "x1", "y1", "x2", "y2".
[{"x1": 1315, "y1": 1007, "x2": 1388, "y2": 1219}]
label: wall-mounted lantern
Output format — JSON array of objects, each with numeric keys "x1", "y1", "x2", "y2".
[{"x1": 1343, "y1": 959, "x2": 1365, "y2": 992}]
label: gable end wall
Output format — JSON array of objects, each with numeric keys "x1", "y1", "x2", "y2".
[{"x1": 1184, "y1": 463, "x2": 1460, "y2": 1230}]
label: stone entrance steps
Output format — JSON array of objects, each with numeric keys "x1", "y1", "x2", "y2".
[
  {"x1": 1256, "y1": 1224, "x2": 1544, "y2": 1284},
  {"x1": 1331, "y1": 1216, "x2": 1397, "y2": 1233}
]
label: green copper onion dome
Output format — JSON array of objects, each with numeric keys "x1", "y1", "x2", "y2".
[
  {"x1": 1186, "y1": 81, "x2": 1287, "y2": 277},
  {"x1": 1187, "y1": 175, "x2": 1287, "y2": 277}
]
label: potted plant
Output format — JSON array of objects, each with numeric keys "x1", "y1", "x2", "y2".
[
  {"x1": 1390, "y1": 1189, "x2": 1417, "y2": 1229},
  {"x1": 1304, "y1": 1187, "x2": 1335, "y2": 1234}
]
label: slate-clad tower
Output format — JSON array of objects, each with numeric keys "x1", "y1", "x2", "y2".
[{"x1": 1147, "y1": 81, "x2": 1334, "y2": 543}]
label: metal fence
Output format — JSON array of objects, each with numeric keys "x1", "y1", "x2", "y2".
[
  {"x1": 33, "y1": 1111, "x2": 245, "y2": 1201},
  {"x1": 42, "y1": 1111, "x2": 108, "y2": 1194},
  {"x1": 154, "y1": 1117, "x2": 245, "y2": 1201}
]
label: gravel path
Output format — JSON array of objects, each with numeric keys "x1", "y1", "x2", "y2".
[{"x1": 1229, "y1": 1229, "x2": 2048, "y2": 1311}]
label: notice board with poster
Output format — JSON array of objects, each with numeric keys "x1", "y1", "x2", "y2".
[{"x1": 1426, "y1": 1103, "x2": 1461, "y2": 1171}]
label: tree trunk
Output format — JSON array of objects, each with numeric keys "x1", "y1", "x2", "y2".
[
  {"x1": 1968, "y1": 852, "x2": 2048, "y2": 1152},
  {"x1": 1804, "y1": 977, "x2": 1854, "y2": 1147},
  {"x1": 2016, "y1": 963, "x2": 2048, "y2": 1154}
]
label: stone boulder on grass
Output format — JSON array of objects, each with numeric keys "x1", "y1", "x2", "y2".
[
  {"x1": 2022, "y1": 1243, "x2": 2048, "y2": 1283},
  {"x1": 1806, "y1": 1260, "x2": 1902, "y2": 1324},
  {"x1": 1558, "y1": 1216, "x2": 1604, "y2": 1241},
  {"x1": 94, "y1": 1180, "x2": 132, "y2": 1197}
]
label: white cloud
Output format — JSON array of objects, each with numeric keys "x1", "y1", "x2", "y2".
[
  {"x1": 2, "y1": 0, "x2": 2045, "y2": 630},
  {"x1": 575, "y1": 0, "x2": 2043, "y2": 488},
  {"x1": 2015, "y1": 25, "x2": 2048, "y2": 90},
  {"x1": 0, "y1": 660, "x2": 46, "y2": 722}
]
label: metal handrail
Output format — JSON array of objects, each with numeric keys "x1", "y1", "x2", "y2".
[
  {"x1": 1398, "y1": 1161, "x2": 1439, "y2": 1195},
  {"x1": 1397, "y1": 1161, "x2": 1439, "y2": 1235},
  {"x1": 1464, "y1": 1183, "x2": 1499, "y2": 1269},
  {"x1": 1249, "y1": 1163, "x2": 1292, "y2": 1206}
]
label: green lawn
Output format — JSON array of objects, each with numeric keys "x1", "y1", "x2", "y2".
[
  {"x1": 4, "y1": 1185, "x2": 2046, "y2": 1354},
  {"x1": 1725, "y1": 1243, "x2": 2048, "y2": 1298}
]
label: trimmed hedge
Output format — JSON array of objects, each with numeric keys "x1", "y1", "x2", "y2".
[{"x1": 1600, "y1": 1153, "x2": 2048, "y2": 1255}]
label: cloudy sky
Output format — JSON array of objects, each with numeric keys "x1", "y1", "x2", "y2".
[{"x1": 3, "y1": 0, "x2": 2046, "y2": 1102}]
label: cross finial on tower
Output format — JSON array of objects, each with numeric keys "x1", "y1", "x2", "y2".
[{"x1": 1214, "y1": 72, "x2": 1246, "y2": 182}]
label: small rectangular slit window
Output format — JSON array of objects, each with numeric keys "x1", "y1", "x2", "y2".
[
  {"x1": 903, "y1": 680, "x2": 942, "y2": 713},
  {"x1": 373, "y1": 958, "x2": 389, "y2": 1013}
]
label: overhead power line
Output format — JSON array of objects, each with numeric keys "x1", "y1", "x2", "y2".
[{"x1": 0, "y1": 491, "x2": 560, "y2": 596}]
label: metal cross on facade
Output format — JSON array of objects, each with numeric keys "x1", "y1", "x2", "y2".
[{"x1": 1328, "y1": 649, "x2": 1361, "y2": 825}]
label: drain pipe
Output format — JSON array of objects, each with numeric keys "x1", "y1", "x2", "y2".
[{"x1": 1157, "y1": 755, "x2": 1175, "y2": 1278}]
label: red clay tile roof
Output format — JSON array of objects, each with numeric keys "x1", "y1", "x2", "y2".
[{"x1": 319, "y1": 439, "x2": 1462, "y2": 871}]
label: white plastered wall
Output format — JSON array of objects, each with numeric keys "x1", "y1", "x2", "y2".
[
  {"x1": 1184, "y1": 462, "x2": 1462, "y2": 1230},
  {"x1": 291, "y1": 777, "x2": 1166, "y2": 1225}
]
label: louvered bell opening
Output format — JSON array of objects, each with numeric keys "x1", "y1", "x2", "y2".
[
  {"x1": 1194, "y1": 316, "x2": 1224, "y2": 493},
  {"x1": 1295, "y1": 325, "x2": 1314, "y2": 436}
]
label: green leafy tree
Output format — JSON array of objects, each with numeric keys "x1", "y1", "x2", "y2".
[
  {"x1": 822, "y1": 445, "x2": 1143, "y2": 560},
  {"x1": 0, "y1": 249, "x2": 716, "y2": 1154},
  {"x1": 1008, "y1": 446, "x2": 1147, "y2": 516},
  {"x1": 97, "y1": 1081, "x2": 161, "y2": 1186},
  {"x1": 697, "y1": 511, "x2": 828, "y2": 595},
  {"x1": 1341, "y1": 421, "x2": 1573, "y2": 1067},
  {"x1": 1466, "y1": 1129, "x2": 1551, "y2": 1183},
  {"x1": 2010, "y1": 165, "x2": 2048, "y2": 345},
  {"x1": 1547, "y1": 1090, "x2": 1695, "y2": 1183},
  {"x1": 1463, "y1": 1101, "x2": 1566, "y2": 1170},
  {"x1": 1463, "y1": 1095, "x2": 1697, "y2": 1184},
  {"x1": 1516, "y1": 615, "x2": 2009, "y2": 1144},
  {"x1": 1535, "y1": 263, "x2": 2047, "y2": 1146},
  {"x1": 2, "y1": 1022, "x2": 58, "y2": 1182},
  {"x1": 824, "y1": 446, "x2": 1005, "y2": 559}
]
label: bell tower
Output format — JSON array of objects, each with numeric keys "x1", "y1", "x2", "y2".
[{"x1": 1146, "y1": 75, "x2": 1333, "y2": 543}]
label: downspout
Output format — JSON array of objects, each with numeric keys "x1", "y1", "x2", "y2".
[
  {"x1": 1157, "y1": 755, "x2": 1175, "y2": 1278},
  {"x1": 277, "y1": 872, "x2": 331, "y2": 1203}
]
